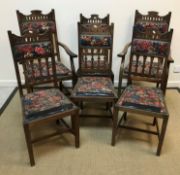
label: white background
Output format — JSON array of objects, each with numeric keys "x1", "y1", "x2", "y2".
[{"x1": 0, "y1": 0, "x2": 179, "y2": 87}]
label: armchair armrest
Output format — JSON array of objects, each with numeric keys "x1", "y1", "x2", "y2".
[
  {"x1": 117, "y1": 42, "x2": 131, "y2": 59},
  {"x1": 117, "y1": 42, "x2": 131, "y2": 97},
  {"x1": 58, "y1": 41, "x2": 77, "y2": 86},
  {"x1": 58, "y1": 41, "x2": 77, "y2": 58}
]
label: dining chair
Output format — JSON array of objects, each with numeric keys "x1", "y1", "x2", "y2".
[
  {"x1": 112, "y1": 28, "x2": 173, "y2": 155},
  {"x1": 8, "y1": 31, "x2": 80, "y2": 166}
]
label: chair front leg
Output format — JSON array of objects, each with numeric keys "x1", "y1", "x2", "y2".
[
  {"x1": 71, "y1": 112, "x2": 80, "y2": 148},
  {"x1": 59, "y1": 81, "x2": 63, "y2": 91},
  {"x1": 23, "y1": 124, "x2": 35, "y2": 166},
  {"x1": 156, "y1": 117, "x2": 169, "y2": 156},
  {"x1": 111, "y1": 108, "x2": 119, "y2": 146}
]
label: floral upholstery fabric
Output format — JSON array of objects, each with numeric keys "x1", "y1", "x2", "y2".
[
  {"x1": 13, "y1": 42, "x2": 51, "y2": 60},
  {"x1": 132, "y1": 39, "x2": 169, "y2": 57},
  {"x1": 23, "y1": 89, "x2": 74, "y2": 122},
  {"x1": 21, "y1": 21, "x2": 56, "y2": 35},
  {"x1": 117, "y1": 85, "x2": 167, "y2": 114},
  {"x1": 124, "y1": 60, "x2": 163, "y2": 77},
  {"x1": 80, "y1": 35, "x2": 112, "y2": 47},
  {"x1": 134, "y1": 22, "x2": 168, "y2": 33},
  {"x1": 25, "y1": 61, "x2": 71, "y2": 80},
  {"x1": 74, "y1": 76, "x2": 115, "y2": 96}
]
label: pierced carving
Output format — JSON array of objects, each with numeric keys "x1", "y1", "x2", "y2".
[{"x1": 80, "y1": 14, "x2": 109, "y2": 24}]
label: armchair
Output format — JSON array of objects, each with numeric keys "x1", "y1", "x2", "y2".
[{"x1": 118, "y1": 10, "x2": 173, "y2": 96}]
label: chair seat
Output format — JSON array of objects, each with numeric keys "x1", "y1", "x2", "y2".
[
  {"x1": 26, "y1": 61, "x2": 72, "y2": 80},
  {"x1": 117, "y1": 85, "x2": 168, "y2": 114},
  {"x1": 73, "y1": 76, "x2": 116, "y2": 97},
  {"x1": 124, "y1": 60, "x2": 163, "y2": 77},
  {"x1": 23, "y1": 88, "x2": 74, "y2": 122}
]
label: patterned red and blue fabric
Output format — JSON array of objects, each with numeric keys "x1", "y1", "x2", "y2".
[
  {"x1": 25, "y1": 61, "x2": 71, "y2": 80},
  {"x1": 132, "y1": 39, "x2": 169, "y2": 57},
  {"x1": 13, "y1": 42, "x2": 52, "y2": 60},
  {"x1": 134, "y1": 22, "x2": 168, "y2": 33},
  {"x1": 75, "y1": 77, "x2": 115, "y2": 96},
  {"x1": 117, "y1": 85, "x2": 167, "y2": 113},
  {"x1": 23, "y1": 89, "x2": 74, "y2": 122},
  {"x1": 21, "y1": 21, "x2": 56, "y2": 34},
  {"x1": 80, "y1": 35, "x2": 112, "y2": 47}
]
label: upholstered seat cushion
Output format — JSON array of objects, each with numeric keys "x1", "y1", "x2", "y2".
[
  {"x1": 26, "y1": 61, "x2": 71, "y2": 79},
  {"x1": 117, "y1": 85, "x2": 168, "y2": 114},
  {"x1": 73, "y1": 76, "x2": 116, "y2": 96},
  {"x1": 23, "y1": 89, "x2": 74, "y2": 122},
  {"x1": 124, "y1": 60, "x2": 163, "y2": 77}
]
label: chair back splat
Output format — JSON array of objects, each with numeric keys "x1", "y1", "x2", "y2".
[{"x1": 77, "y1": 14, "x2": 114, "y2": 81}]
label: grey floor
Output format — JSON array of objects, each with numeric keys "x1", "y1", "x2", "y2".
[
  {"x1": 0, "y1": 86, "x2": 15, "y2": 110},
  {"x1": 0, "y1": 89, "x2": 180, "y2": 174}
]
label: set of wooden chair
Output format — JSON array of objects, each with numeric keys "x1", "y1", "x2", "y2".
[{"x1": 8, "y1": 9, "x2": 173, "y2": 166}]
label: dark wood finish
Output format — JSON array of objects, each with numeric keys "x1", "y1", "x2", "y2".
[
  {"x1": 80, "y1": 13, "x2": 110, "y2": 25},
  {"x1": 112, "y1": 29, "x2": 173, "y2": 156},
  {"x1": 16, "y1": 9, "x2": 77, "y2": 87},
  {"x1": 8, "y1": 31, "x2": 79, "y2": 166},
  {"x1": 71, "y1": 93, "x2": 117, "y2": 119},
  {"x1": 118, "y1": 10, "x2": 173, "y2": 96},
  {"x1": 134, "y1": 10, "x2": 171, "y2": 29},
  {"x1": 77, "y1": 14, "x2": 114, "y2": 81}
]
